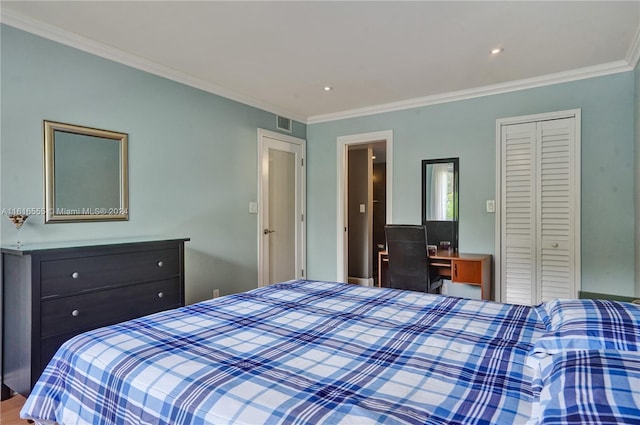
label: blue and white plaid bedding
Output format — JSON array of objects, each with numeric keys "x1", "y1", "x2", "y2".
[
  {"x1": 528, "y1": 350, "x2": 640, "y2": 425},
  {"x1": 20, "y1": 280, "x2": 553, "y2": 424}
]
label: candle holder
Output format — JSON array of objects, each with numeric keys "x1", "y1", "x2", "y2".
[{"x1": 8, "y1": 214, "x2": 29, "y2": 248}]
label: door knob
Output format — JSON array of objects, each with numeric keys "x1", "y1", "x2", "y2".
[{"x1": 263, "y1": 228, "x2": 275, "y2": 235}]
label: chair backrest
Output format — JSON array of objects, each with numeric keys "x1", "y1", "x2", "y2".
[{"x1": 384, "y1": 224, "x2": 434, "y2": 292}]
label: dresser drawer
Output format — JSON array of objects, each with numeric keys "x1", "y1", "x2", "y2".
[
  {"x1": 40, "y1": 248, "x2": 179, "y2": 297},
  {"x1": 40, "y1": 278, "x2": 181, "y2": 338}
]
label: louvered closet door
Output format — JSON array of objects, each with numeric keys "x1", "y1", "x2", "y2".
[
  {"x1": 500, "y1": 115, "x2": 578, "y2": 305},
  {"x1": 536, "y1": 118, "x2": 576, "y2": 301},
  {"x1": 501, "y1": 122, "x2": 537, "y2": 305}
]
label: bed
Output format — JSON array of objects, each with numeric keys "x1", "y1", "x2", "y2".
[{"x1": 20, "y1": 280, "x2": 640, "y2": 424}]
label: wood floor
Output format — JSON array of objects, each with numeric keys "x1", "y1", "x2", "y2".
[{"x1": 1, "y1": 395, "x2": 30, "y2": 425}]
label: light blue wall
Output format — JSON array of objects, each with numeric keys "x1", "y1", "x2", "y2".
[
  {"x1": 2, "y1": 25, "x2": 636, "y2": 299},
  {"x1": 635, "y1": 63, "x2": 640, "y2": 297},
  {"x1": 0, "y1": 25, "x2": 305, "y2": 303},
  {"x1": 307, "y1": 72, "x2": 637, "y2": 296}
]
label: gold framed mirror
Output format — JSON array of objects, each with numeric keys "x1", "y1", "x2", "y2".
[{"x1": 44, "y1": 120, "x2": 129, "y2": 223}]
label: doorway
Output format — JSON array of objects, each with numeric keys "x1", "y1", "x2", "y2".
[
  {"x1": 257, "y1": 129, "x2": 306, "y2": 287},
  {"x1": 346, "y1": 144, "x2": 387, "y2": 285},
  {"x1": 336, "y1": 130, "x2": 393, "y2": 284}
]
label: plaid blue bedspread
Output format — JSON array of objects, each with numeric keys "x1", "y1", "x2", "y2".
[
  {"x1": 528, "y1": 350, "x2": 640, "y2": 425},
  {"x1": 22, "y1": 280, "x2": 546, "y2": 424}
]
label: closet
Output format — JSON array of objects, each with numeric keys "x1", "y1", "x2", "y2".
[{"x1": 497, "y1": 110, "x2": 581, "y2": 305}]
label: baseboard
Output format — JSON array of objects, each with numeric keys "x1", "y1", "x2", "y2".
[
  {"x1": 347, "y1": 277, "x2": 374, "y2": 286},
  {"x1": 579, "y1": 291, "x2": 640, "y2": 304}
]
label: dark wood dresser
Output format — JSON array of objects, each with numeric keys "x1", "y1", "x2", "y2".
[{"x1": 1, "y1": 237, "x2": 189, "y2": 399}]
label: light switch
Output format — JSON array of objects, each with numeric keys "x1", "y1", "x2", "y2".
[
  {"x1": 486, "y1": 200, "x2": 495, "y2": 213},
  {"x1": 359, "y1": 204, "x2": 366, "y2": 213},
  {"x1": 249, "y1": 202, "x2": 258, "y2": 214}
]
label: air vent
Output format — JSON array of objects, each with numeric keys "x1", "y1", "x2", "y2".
[{"x1": 276, "y1": 115, "x2": 292, "y2": 133}]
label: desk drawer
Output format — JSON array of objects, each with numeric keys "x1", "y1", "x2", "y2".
[
  {"x1": 41, "y1": 248, "x2": 179, "y2": 297},
  {"x1": 40, "y1": 278, "x2": 181, "y2": 338}
]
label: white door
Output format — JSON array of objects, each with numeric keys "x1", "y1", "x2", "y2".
[
  {"x1": 536, "y1": 118, "x2": 577, "y2": 301},
  {"x1": 497, "y1": 110, "x2": 580, "y2": 305},
  {"x1": 258, "y1": 129, "x2": 305, "y2": 287},
  {"x1": 500, "y1": 122, "x2": 537, "y2": 305}
]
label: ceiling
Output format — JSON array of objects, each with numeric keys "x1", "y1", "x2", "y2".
[{"x1": 2, "y1": 1, "x2": 639, "y2": 123}]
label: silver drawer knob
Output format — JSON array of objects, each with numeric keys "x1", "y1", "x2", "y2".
[
  {"x1": 157, "y1": 292, "x2": 164, "y2": 298},
  {"x1": 552, "y1": 243, "x2": 559, "y2": 248},
  {"x1": 71, "y1": 309, "x2": 79, "y2": 317},
  {"x1": 71, "y1": 272, "x2": 79, "y2": 279},
  {"x1": 157, "y1": 261, "x2": 164, "y2": 267}
]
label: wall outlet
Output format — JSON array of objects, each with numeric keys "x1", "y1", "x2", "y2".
[
  {"x1": 213, "y1": 289, "x2": 220, "y2": 299},
  {"x1": 486, "y1": 200, "x2": 496, "y2": 213}
]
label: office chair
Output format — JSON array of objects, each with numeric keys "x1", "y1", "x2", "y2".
[{"x1": 384, "y1": 224, "x2": 443, "y2": 294}]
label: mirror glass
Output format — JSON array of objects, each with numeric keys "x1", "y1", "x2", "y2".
[
  {"x1": 44, "y1": 121, "x2": 128, "y2": 223},
  {"x1": 422, "y1": 157, "x2": 459, "y2": 250},
  {"x1": 424, "y1": 162, "x2": 455, "y2": 220}
]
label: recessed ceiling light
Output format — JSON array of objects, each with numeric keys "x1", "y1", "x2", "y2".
[
  {"x1": 323, "y1": 86, "x2": 333, "y2": 91},
  {"x1": 490, "y1": 47, "x2": 504, "y2": 55}
]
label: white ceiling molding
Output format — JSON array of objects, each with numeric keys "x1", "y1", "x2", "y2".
[
  {"x1": 307, "y1": 60, "x2": 633, "y2": 124},
  {"x1": 627, "y1": 25, "x2": 640, "y2": 69},
  {"x1": 0, "y1": 8, "x2": 306, "y2": 124}
]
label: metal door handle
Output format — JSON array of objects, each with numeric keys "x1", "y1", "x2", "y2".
[{"x1": 263, "y1": 228, "x2": 275, "y2": 235}]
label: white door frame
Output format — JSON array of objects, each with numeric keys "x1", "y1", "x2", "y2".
[
  {"x1": 494, "y1": 109, "x2": 581, "y2": 303},
  {"x1": 257, "y1": 128, "x2": 306, "y2": 287},
  {"x1": 336, "y1": 130, "x2": 393, "y2": 282}
]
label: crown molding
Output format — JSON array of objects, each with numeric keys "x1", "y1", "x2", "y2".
[
  {"x1": 307, "y1": 60, "x2": 633, "y2": 124},
  {"x1": 0, "y1": 9, "x2": 306, "y2": 123},
  {"x1": 626, "y1": 25, "x2": 640, "y2": 69}
]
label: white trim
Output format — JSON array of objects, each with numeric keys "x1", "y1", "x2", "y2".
[
  {"x1": 572, "y1": 111, "x2": 582, "y2": 300},
  {"x1": 495, "y1": 109, "x2": 581, "y2": 126},
  {"x1": 0, "y1": 9, "x2": 306, "y2": 124},
  {"x1": 626, "y1": 25, "x2": 640, "y2": 69},
  {"x1": 494, "y1": 119, "x2": 503, "y2": 302},
  {"x1": 336, "y1": 130, "x2": 393, "y2": 283},
  {"x1": 494, "y1": 109, "x2": 581, "y2": 303},
  {"x1": 257, "y1": 129, "x2": 306, "y2": 287},
  {"x1": 308, "y1": 61, "x2": 631, "y2": 124}
]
